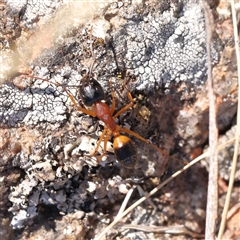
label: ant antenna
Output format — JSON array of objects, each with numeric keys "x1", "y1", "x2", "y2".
[
  {"x1": 88, "y1": 26, "x2": 96, "y2": 77},
  {"x1": 108, "y1": 38, "x2": 129, "y2": 81}
]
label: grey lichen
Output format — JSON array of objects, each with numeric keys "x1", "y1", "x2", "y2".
[{"x1": 7, "y1": 0, "x2": 62, "y2": 28}]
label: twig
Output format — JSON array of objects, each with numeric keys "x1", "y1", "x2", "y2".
[
  {"x1": 116, "y1": 186, "x2": 135, "y2": 218},
  {"x1": 227, "y1": 202, "x2": 240, "y2": 220},
  {"x1": 203, "y1": 2, "x2": 219, "y2": 239},
  {"x1": 218, "y1": 0, "x2": 240, "y2": 238},
  {"x1": 119, "y1": 224, "x2": 205, "y2": 238}
]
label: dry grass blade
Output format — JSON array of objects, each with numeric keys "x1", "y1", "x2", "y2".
[
  {"x1": 116, "y1": 186, "x2": 135, "y2": 218},
  {"x1": 217, "y1": 0, "x2": 240, "y2": 238},
  {"x1": 227, "y1": 202, "x2": 240, "y2": 220},
  {"x1": 203, "y1": 1, "x2": 219, "y2": 239},
  {"x1": 119, "y1": 224, "x2": 205, "y2": 238},
  {"x1": 95, "y1": 138, "x2": 236, "y2": 240}
]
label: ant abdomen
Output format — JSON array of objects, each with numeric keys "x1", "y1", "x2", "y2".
[
  {"x1": 80, "y1": 77, "x2": 105, "y2": 106},
  {"x1": 113, "y1": 135, "x2": 137, "y2": 169}
]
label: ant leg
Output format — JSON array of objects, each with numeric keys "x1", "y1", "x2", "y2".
[
  {"x1": 21, "y1": 74, "x2": 97, "y2": 117},
  {"x1": 117, "y1": 125, "x2": 179, "y2": 161},
  {"x1": 113, "y1": 91, "x2": 134, "y2": 119},
  {"x1": 96, "y1": 132, "x2": 111, "y2": 163},
  {"x1": 63, "y1": 86, "x2": 96, "y2": 117},
  {"x1": 89, "y1": 127, "x2": 108, "y2": 159}
]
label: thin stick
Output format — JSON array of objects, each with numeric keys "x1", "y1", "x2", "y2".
[
  {"x1": 116, "y1": 186, "x2": 135, "y2": 218},
  {"x1": 217, "y1": 0, "x2": 240, "y2": 238},
  {"x1": 203, "y1": 2, "x2": 219, "y2": 239},
  {"x1": 119, "y1": 224, "x2": 205, "y2": 238}
]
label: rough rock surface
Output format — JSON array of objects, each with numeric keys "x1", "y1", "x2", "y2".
[{"x1": 0, "y1": 0, "x2": 239, "y2": 239}]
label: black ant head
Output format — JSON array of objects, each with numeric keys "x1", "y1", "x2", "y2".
[{"x1": 79, "y1": 77, "x2": 105, "y2": 107}]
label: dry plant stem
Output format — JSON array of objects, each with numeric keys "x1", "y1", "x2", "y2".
[
  {"x1": 116, "y1": 186, "x2": 135, "y2": 218},
  {"x1": 119, "y1": 224, "x2": 205, "y2": 238},
  {"x1": 95, "y1": 138, "x2": 236, "y2": 240},
  {"x1": 227, "y1": 202, "x2": 240, "y2": 220},
  {"x1": 136, "y1": 185, "x2": 157, "y2": 211},
  {"x1": 203, "y1": 2, "x2": 219, "y2": 239},
  {"x1": 217, "y1": 0, "x2": 240, "y2": 238}
]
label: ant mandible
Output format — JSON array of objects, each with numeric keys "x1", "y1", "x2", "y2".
[{"x1": 21, "y1": 28, "x2": 175, "y2": 169}]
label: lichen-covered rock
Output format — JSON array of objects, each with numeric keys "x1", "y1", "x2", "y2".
[{"x1": 0, "y1": 0, "x2": 238, "y2": 239}]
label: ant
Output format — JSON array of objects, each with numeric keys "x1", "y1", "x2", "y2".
[{"x1": 19, "y1": 28, "x2": 176, "y2": 169}]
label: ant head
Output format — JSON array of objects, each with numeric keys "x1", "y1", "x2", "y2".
[{"x1": 79, "y1": 77, "x2": 105, "y2": 107}]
